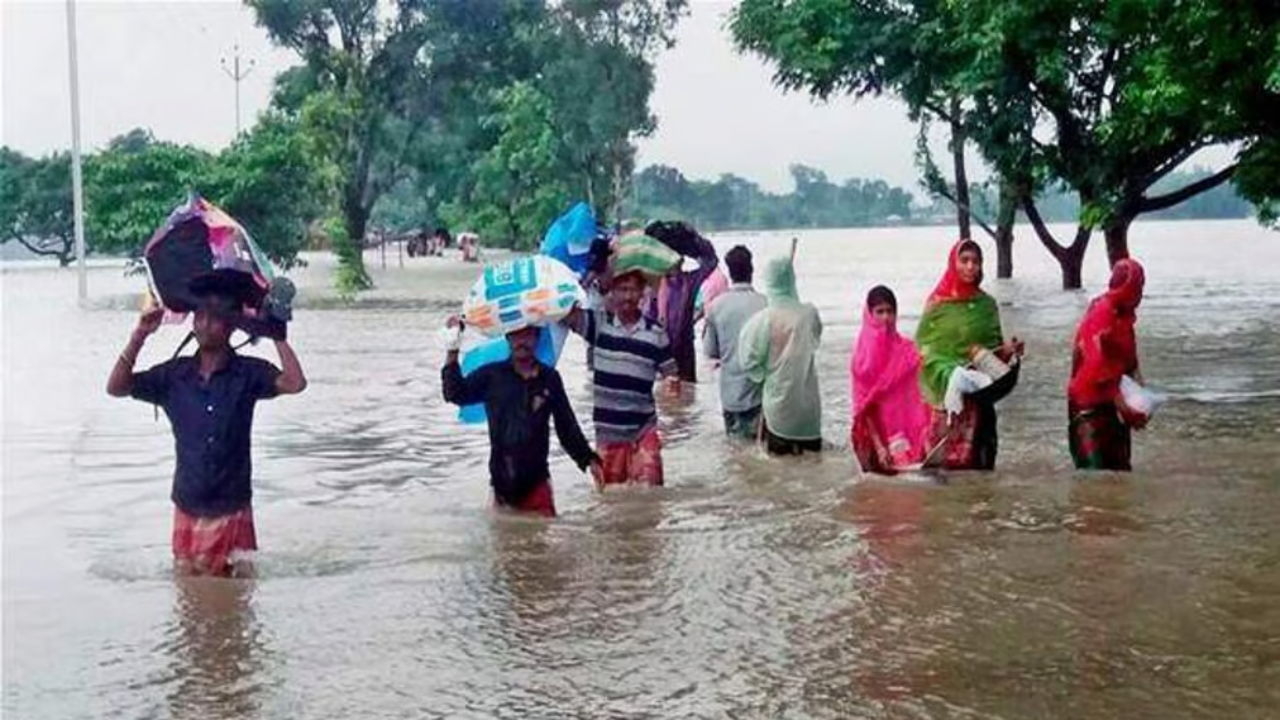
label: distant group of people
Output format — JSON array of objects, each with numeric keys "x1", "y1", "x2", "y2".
[
  {"x1": 436, "y1": 224, "x2": 1153, "y2": 522},
  {"x1": 108, "y1": 223, "x2": 1150, "y2": 577}
]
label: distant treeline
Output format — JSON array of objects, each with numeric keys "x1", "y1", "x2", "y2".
[{"x1": 621, "y1": 164, "x2": 1255, "y2": 233}]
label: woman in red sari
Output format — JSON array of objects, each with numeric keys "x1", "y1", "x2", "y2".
[
  {"x1": 1068, "y1": 259, "x2": 1147, "y2": 470},
  {"x1": 850, "y1": 286, "x2": 931, "y2": 473}
]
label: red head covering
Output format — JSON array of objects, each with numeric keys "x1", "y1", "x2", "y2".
[
  {"x1": 1067, "y1": 258, "x2": 1146, "y2": 407},
  {"x1": 928, "y1": 239, "x2": 984, "y2": 305},
  {"x1": 1107, "y1": 258, "x2": 1145, "y2": 311}
]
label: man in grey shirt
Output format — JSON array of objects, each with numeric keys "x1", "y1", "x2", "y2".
[{"x1": 704, "y1": 246, "x2": 769, "y2": 438}]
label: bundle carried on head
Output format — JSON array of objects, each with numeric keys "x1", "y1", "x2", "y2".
[
  {"x1": 462, "y1": 255, "x2": 584, "y2": 338},
  {"x1": 609, "y1": 230, "x2": 681, "y2": 281},
  {"x1": 143, "y1": 193, "x2": 292, "y2": 341}
]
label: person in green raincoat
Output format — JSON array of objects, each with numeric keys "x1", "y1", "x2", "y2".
[
  {"x1": 738, "y1": 253, "x2": 824, "y2": 455},
  {"x1": 915, "y1": 240, "x2": 1024, "y2": 469}
]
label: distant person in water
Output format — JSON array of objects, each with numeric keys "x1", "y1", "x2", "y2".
[
  {"x1": 850, "y1": 286, "x2": 932, "y2": 473},
  {"x1": 645, "y1": 220, "x2": 720, "y2": 383},
  {"x1": 441, "y1": 320, "x2": 602, "y2": 517},
  {"x1": 704, "y1": 246, "x2": 768, "y2": 438},
  {"x1": 563, "y1": 270, "x2": 680, "y2": 486},
  {"x1": 106, "y1": 270, "x2": 307, "y2": 577},
  {"x1": 1068, "y1": 259, "x2": 1148, "y2": 471},
  {"x1": 915, "y1": 240, "x2": 1024, "y2": 470},
  {"x1": 739, "y1": 252, "x2": 824, "y2": 455}
]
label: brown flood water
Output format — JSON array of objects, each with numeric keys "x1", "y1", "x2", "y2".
[{"x1": 3, "y1": 220, "x2": 1279, "y2": 719}]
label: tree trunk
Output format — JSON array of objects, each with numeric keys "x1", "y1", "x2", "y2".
[
  {"x1": 949, "y1": 98, "x2": 971, "y2": 240},
  {"x1": 994, "y1": 178, "x2": 1017, "y2": 279},
  {"x1": 1104, "y1": 217, "x2": 1132, "y2": 266},
  {"x1": 1023, "y1": 196, "x2": 1090, "y2": 290},
  {"x1": 1059, "y1": 231, "x2": 1088, "y2": 289},
  {"x1": 338, "y1": 196, "x2": 374, "y2": 293}
]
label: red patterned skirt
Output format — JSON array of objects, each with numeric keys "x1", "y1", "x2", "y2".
[
  {"x1": 172, "y1": 505, "x2": 257, "y2": 577},
  {"x1": 598, "y1": 425, "x2": 664, "y2": 487}
]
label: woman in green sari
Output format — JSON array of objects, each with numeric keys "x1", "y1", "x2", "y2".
[{"x1": 915, "y1": 240, "x2": 1024, "y2": 469}]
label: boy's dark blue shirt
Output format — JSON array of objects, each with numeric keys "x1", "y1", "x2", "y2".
[{"x1": 131, "y1": 353, "x2": 280, "y2": 516}]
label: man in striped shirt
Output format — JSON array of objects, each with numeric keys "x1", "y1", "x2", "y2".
[{"x1": 565, "y1": 271, "x2": 679, "y2": 486}]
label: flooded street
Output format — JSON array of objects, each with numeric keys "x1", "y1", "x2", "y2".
[{"x1": 4, "y1": 220, "x2": 1279, "y2": 719}]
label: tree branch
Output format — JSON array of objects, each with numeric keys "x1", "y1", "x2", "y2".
[
  {"x1": 934, "y1": 185, "x2": 998, "y2": 240},
  {"x1": 1021, "y1": 195, "x2": 1066, "y2": 258},
  {"x1": 13, "y1": 234, "x2": 72, "y2": 262},
  {"x1": 1138, "y1": 138, "x2": 1216, "y2": 191},
  {"x1": 1137, "y1": 164, "x2": 1237, "y2": 214}
]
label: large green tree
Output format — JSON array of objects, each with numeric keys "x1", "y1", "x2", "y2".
[
  {"x1": 0, "y1": 148, "x2": 79, "y2": 265},
  {"x1": 731, "y1": 0, "x2": 1025, "y2": 277},
  {"x1": 249, "y1": 0, "x2": 427, "y2": 292},
  {"x1": 546, "y1": 0, "x2": 686, "y2": 220},
  {"x1": 733, "y1": 0, "x2": 1280, "y2": 289},
  {"x1": 952, "y1": 0, "x2": 1280, "y2": 287}
]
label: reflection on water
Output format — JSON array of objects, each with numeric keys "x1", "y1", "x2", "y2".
[
  {"x1": 4, "y1": 222, "x2": 1280, "y2": 718},
  {"x1": 165, "y1": 578, "x2": 265, "y2": 720}
]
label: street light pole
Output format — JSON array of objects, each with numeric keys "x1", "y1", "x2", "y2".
[
  {"x1": 220, "y1": 44, "x2": 256, "y2": 136},
  {"x1": 66, "y1": 0, "x2": 87, "y2": 304}
]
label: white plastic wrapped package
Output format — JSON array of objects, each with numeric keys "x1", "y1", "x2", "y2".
[
  {"x1": 1120, "y1": 375, "x2": 1167, "y2": 418},
  {"x1": 462, "y1": 255, "x2": 584, "y2": 338}
]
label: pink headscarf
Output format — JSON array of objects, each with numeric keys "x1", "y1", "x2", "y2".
[{"x1": 850, "y1": 293, "x2": 931, "y2": 466}]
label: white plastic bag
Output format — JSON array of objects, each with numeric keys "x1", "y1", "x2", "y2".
[
  {"x1": 944, "y1": 367, "x2": 994, "y2": 416},
  {"x1": 1120, "y1": 375, "x2": 1167, "y2": 418}
]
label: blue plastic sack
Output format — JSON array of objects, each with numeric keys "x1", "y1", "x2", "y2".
[{"x1": 538, "y1": 202, "x2": 597, "y2": 275}]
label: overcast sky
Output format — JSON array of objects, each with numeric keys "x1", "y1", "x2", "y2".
[{"x1": 4, "y1": 1, "x2": 986, "y2": 193}]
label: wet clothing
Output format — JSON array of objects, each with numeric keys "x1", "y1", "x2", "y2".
[
  {"x1": 653, "y1": 231, "x2": 719, "y2": 382},
  {"x1": 172, "y1": 504, "x2": 257, "y2": 576},
  {"x1": 130, "y1": 352, "x2": 280, "y2": 517},
  {"x1": 763, "y1": 423, "x2": 823, "y2": 456},
  {"x1": 496, "y1": 479, "x2": 557, "y2": 517},
  {"x1": 1069, "y1": 404, "x2": 1132, "y2": 471},
  {"x1": 722, "y1": 406, "x2": 763, "y2": 439},
  {"x1": 915, "y1": 241, "x2": 1008, "y2": 470},
  {"x1": 1068, "y1": 259, "x2": 1145, "y2": 470},
  {"x1": 570, "y1": 309, "x2": 676, "y2": 444},
  {"x1": 705, "y1": 283, "x2": 768, "y2": 413},
  {"x1": 598, "y1": 425, "x2": 664, "y2": 486},
  {"x1": 851, "y1": 300, "x2": 931, "y2": 473},
  {"x1": 739, "y1": 256, "x2": 824, "y2": 448},
  {"x1": 442, "y1": 361, "x2": 597, "y2": 508}
]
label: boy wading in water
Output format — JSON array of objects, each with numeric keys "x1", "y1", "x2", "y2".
[
  {"x1": 563, "y1": 271, "x2": 680, "y2": 486},
  {"x1": 441, "y1": 321, "x2": 603, "y2": 517},
  {"x1": 107, "y1": 270, "x2": 307, "y2": 577}
]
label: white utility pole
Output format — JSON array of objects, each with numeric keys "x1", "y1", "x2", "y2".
[
  {"x1": 66, "y1": 0, "x2": 87, "y2": 304},
  {"x1": 220, "y1": 44, "x2": 255, "y2": 136}
]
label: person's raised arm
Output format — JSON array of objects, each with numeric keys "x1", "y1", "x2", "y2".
[
  {"x1": 440, "y1": 317, "x2": 488, "y2": 406},
  {"x1": 107, "y1": 307, "x2": 163, "y2": 397},
  {"x1": 273, "y1": 339, "x2": 308, "y2": 395}
]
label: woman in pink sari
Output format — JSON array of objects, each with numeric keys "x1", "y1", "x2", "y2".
[{"x1": 850, "y1": 286, "x2": 932, "y2": 474}]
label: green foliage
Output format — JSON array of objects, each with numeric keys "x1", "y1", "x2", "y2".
[
  {"x1": 449, "y1": 82, "x2": 571, "y2": 249},
  {"x1": 209, "y1": 113, "x2": 333, "y2": 269},
  {"x1": 3, "y1": 120, "x2": 329, "y2": 269},
  {"x1": 0, "y1": 148, "x2": 77, "y2": 264},
  {"x1": 732, "y1": 0, "x2": 1280, "y2": 286},
  {"x1": 83, "y1": 135, "x2": 213, "y2": 257},
  {"x1": 248, "y1": 0, "x2": 427, "y2": 292}
]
